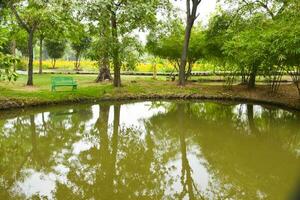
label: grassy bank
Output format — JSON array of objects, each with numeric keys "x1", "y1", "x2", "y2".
[{"x1": 0, "y1": 74, "x2": 299, "y2": 110}]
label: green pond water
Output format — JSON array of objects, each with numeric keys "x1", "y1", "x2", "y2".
[{"x1": 0, "y1": 101, "x2": 300, "y2": 200}]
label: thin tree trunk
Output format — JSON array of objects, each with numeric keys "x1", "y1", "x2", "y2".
[
  {"x1": 111, "y1": 11, "x2": 121, "y2": 87},
  {"x1": 78, "y1": 57, "x2": 81, "y2": 70},
  {"x1": 52, "y1": 59, "x2": 56, "y2": 69},
  {"x1": 74, "y1": 52, "x2": 80, "y2": 71},
  {"x1": 39, "y1": 36, "x2": 43, "y2": 74},
  {"x1": 27, "y1": 30, "x2": 34, "y2": 86},
  {"x1": 153, "y1": 63, "x2": 157, "y2": 80},
  {"x1": 179, "y1": 20, "x2": 194, "y2": 86},
  {"x1": 11, "y1": 39, "x2": 16, "y2": 71},
  {"x1": 185, "y1": 62, "x2": 193, "y2": 81}
]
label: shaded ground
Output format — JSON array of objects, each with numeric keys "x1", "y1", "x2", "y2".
[{"x1": 0, "y1": 74, "x2": 299, "y2": 110}]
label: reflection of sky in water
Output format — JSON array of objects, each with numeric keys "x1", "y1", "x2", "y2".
[
  {"x1": 14, "y1": 166, "x2": 69, "y2": 199},
  {"x1": 2, "y1": 101, "x2": 299, "y2": 200},
  {"x1": 71, "y1": 102, "x2": 167, "y2": 155},
  {"x1": 11, "y1": 102, "x2": 169, "y2": 199},
  {"x1": 233, "y1": 104, "x2": 264, "y2": 123}
]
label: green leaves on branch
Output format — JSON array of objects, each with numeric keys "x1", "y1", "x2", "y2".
[{"x1": 0, "y1": 53, "x2": 19, "y2": 81}]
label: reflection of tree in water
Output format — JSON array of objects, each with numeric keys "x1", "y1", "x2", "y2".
[
  {"x1": 192, "y1": 103, "x2": 300, "y2": 199},
  {"x1": 145, "y1": 103, "x2": 204, "y2": 200},
  {"x1": 54, "y1": 104, "x2": 168, "y2": 199},
  {"x1": 0, "y1": 101, "x2": 299, "y2": 200},
  {"x1": 0, "y1": 106, "x2": 94, "y2": 199},
  {"x1": 146, "y1": 101, "x2": 300, "y2": 199},
  {"x1": 177, "y1": 104, "x2": 203, "y2": 200}
]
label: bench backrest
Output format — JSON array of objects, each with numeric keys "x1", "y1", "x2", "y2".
[{"x1": 51, "y1": 77, "x2": 76, "y2": 84}]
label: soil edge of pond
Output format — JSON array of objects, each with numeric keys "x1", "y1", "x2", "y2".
[{"x1": 1, "y1": 93, "x2": 299, "y2": 112}]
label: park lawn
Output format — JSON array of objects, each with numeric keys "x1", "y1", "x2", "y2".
[
  {"x1": 0, "y1": 74, "x2": 111, "y2": 101},
  {"x1": 0, "y1": 74, "x2": 299, "y2": 110},
  {"x1": 0, "y1": 74, "x2": 200, "y2": 102}
]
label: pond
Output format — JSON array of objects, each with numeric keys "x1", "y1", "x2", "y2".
[{"x1": 0, "y1": 101, "x2": 300, "y2": 200}]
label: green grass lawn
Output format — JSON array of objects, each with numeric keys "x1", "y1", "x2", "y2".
[
  {"x1": 0, "y1": 74, "x2": 299, "y2": 110},
  {"x1": 0, "y1": 74, "x2": 110, "y2": 101},
  {"x1": 0, "y1": 74, "x2": 201, "y2": 102}
]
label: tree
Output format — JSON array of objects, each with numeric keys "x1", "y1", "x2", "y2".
[
  {"x1": 223, "y1": 15, "x2": 270, "y2": 88},
  {"x1": 82, "y1": 0, "x2": 112, "y2": 82},
  {"x1": 5, "y1": 0, "x2": 45, "y2": 85},
  {"x1": 149, "y1": 56, "x2": 163, "y2": 80},
  {"x1": 67, "y1": 3, "x2": 91, "y2": 72},
  {"x1": 218, "y1": 0, "x2": 291, "y2": 88},
  {"x1": 178, "y1": 0, "x2": 203, "y2": 86},
  {"x1": 96, "y1": 0, "x2": 170, "y2": 87},
  {"x1": 147, "y1": 20, "x2": 183, "y2": 70},
  {"x1": 45, "y1": 38, "x2": 66, "y2": 69},
  {"x1": 4, "y1": 0, "x2": 71, "y2": 84},
  {"x1": 0, "y1": 13, "x2": 18, "y2": 81},
  {"x1": 186, "y1": 27, "x2": 205, "y2": 79},
  {"x1": 267, "y1": 0, "x2": 300, "y2": 95},
  {"x1": 71, "y1": 33, "x2": 91, "y2": 71},
  {"x1": 37, "y1": 1, "x2": 71, "y2": 74},
  {"x1": 147, "y1": 20, "x2": 205, "y2": 80}
]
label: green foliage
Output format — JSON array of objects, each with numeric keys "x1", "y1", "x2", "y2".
[
  {"x1": 45, "y1": 38, "x2": 66, "y2": 60},
  {"x1": 147, "y1": 20, "x2": 184, "y2": 63},
  {"x1": 0, "y1": 26, "x2": 18, "y2": 81},
  {"x1": 223, "y1": 15, "x2": 269, "y2": 69},
  {"x1": 203, "y1": 0, "x2": 300, "y2": 91},
  {"x1": 203, "y1": 11, "x2": 234, "y2": 63},
  {"x1": 147, "y1": 19, "x2": 205, "y2": 76},
  {"x1": 0, "y1": 53, "x2": 18, "y2": 81},
  {"x1": 71, "y1": 35, "x2": 91, "y2": 57}
]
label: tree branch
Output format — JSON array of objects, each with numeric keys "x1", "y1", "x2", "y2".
[
  {"x1": 8, "y1": 3, "x2": 30, "y2": 32},
  {"x1": 187, "y1": 0, "x2": 191, "y2": 17},
  {"x1": 276, "y1": 0, "x2": 287, "y2": 16},
  {"x1": 255, "y1": 0, "x2": 275, "y2": 18}
]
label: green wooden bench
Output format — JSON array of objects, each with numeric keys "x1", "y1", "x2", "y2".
[{"x1": 51, "y1": 77, "x2": 78, "y2": 91}]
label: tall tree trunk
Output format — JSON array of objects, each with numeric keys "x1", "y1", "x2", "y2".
[
  {"x1": 111, "y1": 11, "x2": 121, "y2": 87},
  {"x1": 179, "y1": 19, "x2": 194, "y2": 86},
  {"x1": 27, "y1": 30, "x2": 34, "y2": 86},
  {"x1": 39, "y1": 36, "x2": 43, "y2": 74},
  {"x1": 179, "y1": 0, "x2": 202, "y2": 86}
]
